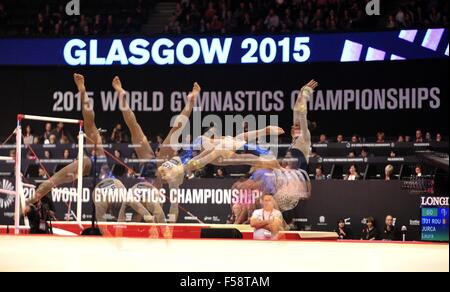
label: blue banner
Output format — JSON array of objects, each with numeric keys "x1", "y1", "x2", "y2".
[{"x1": 0, "y1": 29, "x2": 448, "y2": 66}]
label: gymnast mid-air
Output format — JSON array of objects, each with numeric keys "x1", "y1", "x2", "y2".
[{"x1": 24, "y1": 73, "x2": 317, "y2": 228}]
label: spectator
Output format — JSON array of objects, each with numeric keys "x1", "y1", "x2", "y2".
[
  {"x1": 33, "y1": 136, "x2": 40, "y2": 144},
  {"x1": 335, "y1": 218, "x2": 352, "y2": 239},
  {"x1": 344, "y1": 164, "x2": 360, "y2": 180},
  {"x1": 348, "y1": 151, "x2": 356, "y2": 158},
  {"x1": 215, "y1": 167, "x2": 226, "y2": 178},
  {"x1": 376, "y1": 131, "x2": 385, "y2": 143},
  {"x1": 44, "y1": 150, "x2": 52, "y2": 159},
  {"x1": 386, "y1": 15, "x2": 396, "y2": 28},
  {"x1": 360, "y1": 147, "x2": 369, "y2": 158},
  {"x1": 425, "y1": 132, "x2": 432, "y2": 141},
  {"x1": 415, "y1": 129, "x2": 423, "y2": 143},
  {"x1": 63, "y1": 149, "x2": 70, "y2": 159},
  {"x1": 23, "y1": 125, "x2": 34, "y2": 146},
  {"x1": 250, "y1": 193, "x2": 284, "y2": 240},
  {"x1": 389, "y1": 150, "x2": 397, "y2": 158},
  {"x1": 336, "y1": 134, "x2": 344, "y2": 143},
  {"x1": 264, "y1": 9, "x2": 280, "y2": 32},
  {"x1": 111, "y1": 123, "x2": 126, "y2": 143},
  {"x1": 415, "y1": 165, "x2": 423, "y2": 177},
  {"x1": 92, "y1": 14, "x2": 104, "y2": 35},
  {"x1": 318, "y1": 134, "x2": 328, "y2": 144},
  {"x1": 384, "y1": 164, "x2": 395, "y2": 180},
  {"x1": 99, "y1": 164, "x2": 111, "y2": 180},
  {"x1": 382, "y1": 215, "x2": 400, "y2": 241},
  {"x1": 105, "y1": 15, "x2": 115, "y2": 34},
  {"x1": 351, "y1": 135, "x2": 360, "y2": 143},
  {"x1": 204, "y1": 2, "x2": 216, "y2": 23},
  {"x1": 315, "y1": 165, "x2": 326, "y2": 180},
  {"x1": 209, "y1": 14, "x2": 224, "y2": 33},
  {"x1": 395, "y1": 7, "x2": 406, "y2": 27},
  {"x1": 42, "y1": 122, "x2": 53, "y2": 142},
  {"x1": 68, "y1": 24, "x2": 77, "y2": 36},
  {"x1": 114, "y1": 149, "x2": 122, "y2": 159},
  {"x1": 397, "y1": 135, "x2": 405, "y2": 142},
  {"x1": 436, "y1": 133, "x2": 443, "y2": 142},
  {"x1": 38, "y1": 167, "x2": 48, "y2": 179},
  {"x1": 51, "y1": 122, "x2": 66, "y2": 141},
  {"x1": 48, "y1": 134, "x2": 57, "y2": 145},
  {"x1": 121, "y1": 16, "x2": 135, "y2": 34},
  {"x1": 361, "y1": 217, "x2": 379, "y2": 240},
  {"x1": 166, "y1": 14, "x2": 181, "y2": 34},
  {"x1": 404, "y1": 135, "x2": 411, "y2": 142},
  {"x1": 126, "y1": 167, "x2": 135, "y2": 178}
]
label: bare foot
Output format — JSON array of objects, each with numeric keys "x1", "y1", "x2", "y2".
[
  {"x1": 266, "y1": 126, "x2": 285, "y2": 136},
  {"x1": 112, "y1": 76, "x2": 126, "y2": 95},
  {"x1": 188, "y1": 82, "x2": 201, "y2": 103},
  {"x1": 192, "y1": 82, "x2": 201, "y2": 94},
  {"x1": 73, "y1": 73, "x2": 86, "y2": 93}
]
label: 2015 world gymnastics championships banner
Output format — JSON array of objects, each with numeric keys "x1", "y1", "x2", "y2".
[
  {"x1": 0, "y1": 29, "x2": 448, "y2": 66},
  {"x1": 1, "y1": 58, "x2": 448, "y2": 137}
]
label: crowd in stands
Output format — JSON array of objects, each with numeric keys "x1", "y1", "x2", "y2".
[
  {"x1": 165, "y1": 0, "x2": 448, "y2": 35},
  {"x1": 0, "y1": 0, "x2": 447, "y2": 37},
  {"x1": 13, "y1": 122, "x2": 446, "y2": 146},
  {"x1": 0, "y1": 0, "x2": 154, "y2": 37},
  {"x1": 1, "y1": 121, "x2": 445, "y2": 180}
]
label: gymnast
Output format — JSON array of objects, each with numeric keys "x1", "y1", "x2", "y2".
[
  {"x1": 111, "y1": 76, "x2": 201, "y2": 223},
  {"x1": 229, "y1": 80, "x2": 319, "y2": 224}
]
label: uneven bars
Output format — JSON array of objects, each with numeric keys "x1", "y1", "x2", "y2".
[
  {"x1": 76, "y1": 122, "x2": 84, "y2": 225},
  {"x1": 18, "y1": 114, "x2": 81, "y2": 124},
  {"x1": 14, "y1": 119, "x2": 23, "y2": 234},
  {"x1": 0, "y1": 156, "x2": 13, "y2": 161},
  {"x1": 13, "y1": 114, "x2": 84, "y2": 234}
]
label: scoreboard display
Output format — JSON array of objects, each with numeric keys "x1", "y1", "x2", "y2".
[{"x1": 421, "y1": 207, "x2": 449, "y2": 242}]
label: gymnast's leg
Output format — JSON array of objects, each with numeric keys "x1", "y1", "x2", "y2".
[
  {"x1": 112, "y1": 76, "x2": 155, "y2": 160},
  {"x1": 30, "y1": 156, "x2": 92, "y2": 205},
  {"x1": 28, "y1": 74, "x2": 101, "y2": 205},
  {"x1": 74, "y1": 73, "x2": 105, "y2": 157},
  {"x1": 159, "y1": 82, "x2": 201, "y2": 160}
]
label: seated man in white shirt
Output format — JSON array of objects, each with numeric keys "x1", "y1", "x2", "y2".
[{"x1": 250, "y1": 193, "x2": 284, "y2": 240}]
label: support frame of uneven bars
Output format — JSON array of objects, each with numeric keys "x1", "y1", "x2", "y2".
[{"x1": 14, "y1": 114, "x2": 85, "y2": 234}]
